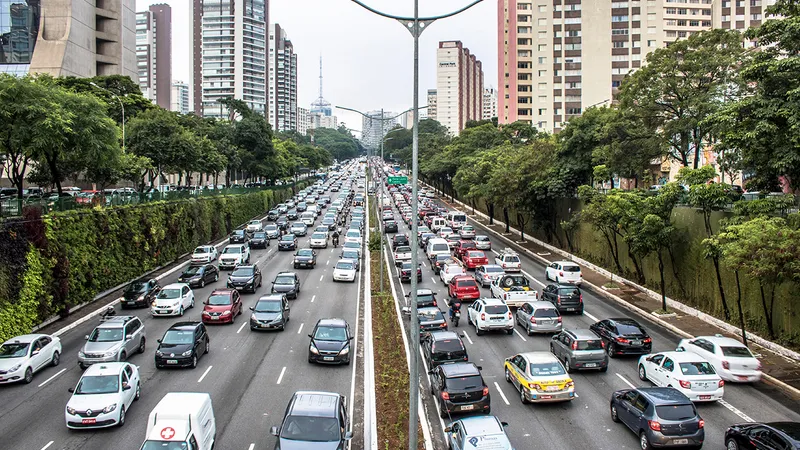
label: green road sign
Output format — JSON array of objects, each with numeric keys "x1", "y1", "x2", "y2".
[{"x1": 388, "y1": 176, "x2": 408, "y2": 185}]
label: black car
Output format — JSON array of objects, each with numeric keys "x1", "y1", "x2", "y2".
[
  {"x1": 296, "y1": 202, "x2": 307, "y2": 212},
  {"x1": 428, "y1": 362, "x2": 490, "y2": 418},
  {"x1": 407, "y1": 288, "x2": 438, "y2": 308},
  {"x1": 229, "y1": 229, "x2": 248, "y2": 244},
  {"x1": 122, "y1": 278, "x2": 161, "y2": 308},
  {"x1": 271, "y1": 391, "x2": 353, "y2": 448},
  {"x1": 397, "y1": 261, "x2": 422, "y2": 283},
  {"x1": 725, "y1": 422, "x2": 800, "y2": 450},
  {"x1": 541, "y1": 284, "x2": 583, "y2": 314},
  {"x1": 423, "y1": 331, "x2": 468, "y2": 368},
  {"x1": 278, "y1": 234, "x2": 298, "y2": 251},
  {"x1": 249, "y1": 294, "x2": 290, "y2": 331},
  {"x1": 226, "y1": 264, "x2": 262, "y2": 293},
  {"x1": 418, "y1": 307, "x2": 448, "y2": 340},
  {"x1": 249, "y1": 231, "x2": 269, "y2": 249},
  {"x1": 293, "y1": 249, "x2": 317, "y2": 269},
  {"x1": 610, "y1": 387, "x2": 705, "y2": 449},
  {"x1": 276, "y1": 216, "x2": 290, "y2": 230},
  {"x1": 433, "y1": 254, "x2": 457, "y2": 275},
  {"x1": 392, "y1": 234, "x2": 409, "y2": 250},
  {"x1": 266, "y1": 209, "x2": 279, "y2": 221},
  {"x1": 287, "y1": 209, "x2": 299, "y2": 220},
  {"x1": 590, "y1": 318, "x2": 652, "y2": 358},
  {"x1": 178, "y1": 264, "x2": 219, "y2": 288},
  {"x1": 272, "y1": 272, "x2": 300, "y2": 299},
  {"x1": 384, "y1": 220, "x2": 398, "y2": 233},
  {"x1": 308, "y1": 318, "x2": 353, "y2": 365},
  {"x1": 155, "y1": 322, "x2": 210, "y2": 369}
]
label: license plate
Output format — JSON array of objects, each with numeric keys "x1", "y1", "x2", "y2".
[
  {"x1": 673, "y1": 439, "x2": 688, "y2": 445},
  {"x1": 82, "y1": 419, "x2": 97, "y2": 424},
  {"x1": 323, "y1": 356, "x2": 335, "y2": 361},
  {"x1": 236, "y1": 287, "x2": 243, "y2": 290},
  {"x1": 167, "y1": 360, "x2": 178, "y2": 364},
  {"x1": 584, "y1": 363, "x2": 597, "y2": 368},
  {"x1": 737, "y1": 375, "x2": 749, "y2": 381},
  {"x1": 540, "y1": 395, "x2": 552, "y2": 399},
  {"x1": 211, "y1": 316, "x2": 219, "y2": 320},
  {"x1": 127, "y1": 301, "x2": 137, "y2": 305},
  {"x1": 460, "y1": 405, "x2": 475, "y2": 411},
  {"x1": 491, "y1": 317, "x2": 503, "y2": 321},
  {"x1": 158, "y1": 311, "x2": 168, "y2": 314},
  {"x1": 631, "y1": 340, "x2": 641, "y2": 346},
  {"x1": 546, "y1": 386, "x2": 560, "y2": 392},
  {"x1": 699, "y1": 395, "x2": 711, "y2": 400},
  {"x1": 566, "y1": 307, "x2": 576, "y2": 311}
]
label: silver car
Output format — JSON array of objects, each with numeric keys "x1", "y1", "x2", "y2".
[
  {"x1": 473, "y1": 264, "x2": 506, "y2": 288},
  {"x1": 474, "y1": 235, "x2": 491, "y2": 250},
  {"x1": 516, "y1": 301, "x2": 562, "y2": 335},
  {"x1": 550, "y1": 328, "x2": 609, "y2": 372},
  {"x1": 78, "y1": 316, "x2": 146, "y2": 369}
]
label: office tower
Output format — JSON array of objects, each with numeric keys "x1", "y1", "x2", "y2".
[
  {"x1": 436, "y1": 40, "x2": 484, "y2": 135},
  {"x1": 136, "y1": 3, "x2": 172, "y2": 109}
]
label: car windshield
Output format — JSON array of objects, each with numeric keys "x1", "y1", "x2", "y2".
[
  {"x1": 347, "y1": 231, "x2": 359, "y2": 237},
  {"x1": 445, "y1": 375, "x2": 483, "y2": 391},
  {"x1": 207, "y1": 294, "x2": 232, "y2": 306},
  {"x1": 223, "y1": 247, "x2": 242, "y2": 254},
  {"x1": 419, "y1": 309, "x2": 444, "y2": 321},
  {"x1": 467, "y1": 252, "x2": 484, "y2": 258},
  {"x1": 559, "y1": 287, "x2": 580, "y2": 296},
  {"x1": 314, "y1": 326, "x2": 348, "y2": 341},
  {"x1": 280, "y1": 415, "x2": 340, "y2": 442},
  {"x1": 281, "y1": 236, "x2": 294, "y2": 241},
  {"x1": 232, "y1": 230, "x2": 244, "y2": 236},
  {"x1": 158, "y1": 289, "x2": 181, "y2": 299},
  {"x1": 275, "y1": 276, "x2": 295, "y2": 285},
  {"x1": 193, "y1": 247, "x2": 209, "y2": 254},
  {"x1": 266, "y1": 225, "x2": 278, "y2": 231},
  {"x1": 396, "y1": 246, "x2": 411, "y2": 253},
  {"x1": 253, "y1": 232, "x2": 266, "y2": 239},
  {"x1": 249, "y1": 221, "x2": 261, "y2": 225},
  {"x1": 417, "y1": 292, "x2": 434, "y2": 303},
  {"x1": 720, "y1": 346, "x2": 755, "y2": 358},
  {"x1": 484, "y1": 305, "x2": 508, "y2": 314},
  {"x1": 88, "y1": 328, "x2": 123, "y2": 342},
  {"x1": 484, "y1": 266, "x2": 504, "y2": 274},
  {"x1": 0, "y1": 343, "x2": 30, "y2": 358},
  {"x1": 231, "y1": 267, "x2": 254, "y2": 277},
  {"x1": 505, "y1": 256, "x2": 520, "y2": 263},
  {"x1": 616, "y1": 324, "x2": 645, "y2": 336},
  {"x1": 183, "y1": 266, "x2": 202, "y2": 276},
  {"x1": 344, "y1": 242, "x2": 359, "y2": 249},
  {"x1": 476, "y1": 236, "x2": 489, "y2": 241},
  {"x1": 125, "y1": 281, "x2": 148, "y2": 293},
  {"x1": 679, "y1": 362, "x2": 716, "y2": 375},
  {"x1": 75, "y1": 375, "x2": 119, "y2": 395},
  {"x1": 655, "y1": 404, "x2": 697, "y2": 421},
  {"x1": 292, "y1": 223, "x2": 305, "y2": 228},
  {"x1": 432, "y1": 339, "x2": 464, "y2": 355},
  {"x1": 529, "y1": 362, "x2": 566, "y2": 376},
  {"x1": 533, "y1": 308, "x2": 559, "y2": 318},
  {"x1": 254, "y1": 300, "x2": 282, "y2": 313},
  {"x1": 336, "y1": 262, "x2": 354, "y2": 270},
  {"x1": 297, "y1": 249, "x2": 313, "y2": 256},
  {"x1": 563, "y1": 265, "x2": 581, "y2": 272},
  {"x1": 576, "y1": 339, "x2": 604, "y2": 350},
  {"x1": 161, "y1": 330, "x2": 195, "y2": 345},
  {"x1": 342, "y1": 251, "x2": 359, "y2": 259}
]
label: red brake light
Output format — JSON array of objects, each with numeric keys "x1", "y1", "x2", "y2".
[
  {"x1": 579, "y1": 295, "x2": 583, "y2": 303},
  {"x1": 722, "y1": 360, "x2": 730, "y2": 370},
  {"x1": 557, "y1": 316, "x2": 563, "y2": 323},
  {"x1": 571, "y1": 340, "x2": 577, "y2": 350},
  {"x1": 698, "y1": 419, "x2": 705, "y2": 429},
  {"x1": 507, "y1": 312, "x2": 513, "y2": 320},
  {"x1": 482, "y1": 387, "x2": 489, "y2": 396},
  {"x1": 718, "y1": 380, "x2": 725, "y2": 388},
  {"x1": 643, "y1": 337, "x2": 652, "y2": 344},
  {"x1": 616, "y1": 337, "x2": 629, "y2": 344},
  {"x1": 559, "y1": 271, "x2": 564, "y2": 277},
  {"x1": 600, "y1": 340, "x2": 606, "y2": 348},
  {"x1": 679, "y1": 380, "x2": 692, "y2": 389},
  {"x1": 433, "y1": 301, "x2": 437, "y2": 307},
  {"x1": 648, "y1": 420, "x2": 661, "y2": 432},
  {"x1": 441, "y1": 392, "x2": 450, "y2": 400},
  {"x1": 530, "y1": 317, "x2": 537, "y2": 324},
  {"x1": 481, "y1": 313, "x2": 486, "y2": 321}
]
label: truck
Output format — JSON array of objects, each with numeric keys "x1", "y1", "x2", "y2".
[
  {"x1": 140, "y1": 392, "x2": 216, "y2": 450},
  {"x1": 489, "y1": 273, "x2": 539, "y2": 309}
]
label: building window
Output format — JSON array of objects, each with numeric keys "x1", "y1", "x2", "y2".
[
  {"x1": 567, "y1": 30, "x2": 581, "y2": 37},
  {"x1": 538, "y1": 108, "x2": 547, "y2": 115},
  {"x1": 538, "y1": 4, "x2": 547, "y2": 12},
  {"x1": 538, "y1": 56, "x2": 547, "y2": 64},
  {"x1": 612, "y1": 15, "x2": 629, "y2": 22},
  {"x1": 538, "y1": 83, "x2": 547, "y2": 90},
  {"x1": 567, "y1": 107, "x2": 581, "y2": 114},
  {"x1": 564, "y1": 18, "x2": 582, "y2": 24},
  {"x1": 538, "y1": 44, "x2": 547, "y2": 51},
  {"x1": 612, "y1": 80, "x2": 621, "y2": 87},
  {"x1": 538, "y1": 18, "x2": 547, "y2": 25}
]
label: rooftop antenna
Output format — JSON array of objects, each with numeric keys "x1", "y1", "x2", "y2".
[{"x1": 311, "y1": 55, "x2": 332, "y2": 115}]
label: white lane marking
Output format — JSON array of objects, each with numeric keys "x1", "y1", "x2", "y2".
[
  {"x1": 719, "y1": 399, "x2": 755, "y2": 422},
  {"x1": 236, "y1": 321, "x2": 247, "y2": 334},
  {"x1": 247, "y1": 444, "x2": 255, "y2": 450},
  {"x1": 431, "y1": 277, "x2": 437, "y2": 283},
  {"x1": 197, "y1": 366, "x2": 213, "y2": 383},
  {"x1": 461, "y1": 329, "x2": 474, "y2": 345},
  {"x1": 37, "y1": 368, "x2": 66, "y2": 388},
  {"x1": 585, "y1": 311, "x2": 600, "y2": 322},
  {"x1": 277, "y1": 366, "x2": 287, "y2": 384},
  {"x1": 327, "y1": 260, "x2": 330, "y2": 266},
  {"x1": 297, "y1": 323, "x2": 304, "y2": 334},
  {"x1": 311, "y1": 295, "x2": 316, "y2": 303},
  {"x1": 40, "y1": 442, "x2": 54, "y2": 450},
  {"x1": 493, "y1": 382, "x2": 511, "y2": 405},
  {"x1": 513, "y1": 328, "x2": 528, "y2": 342},
  {"x1": 320, "y1": 275, "x2": 324, "y2": 282},
  {"x1": 422, "y1": 261, "x2": 427, "y2": 268},
  {"x1": 615, "y1": 372, "x2": 636, "y2": 389}
]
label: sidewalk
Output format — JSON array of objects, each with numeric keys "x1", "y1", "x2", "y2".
[{"x1": 431, "y1": 191, "x2": 800, "y2": 401}]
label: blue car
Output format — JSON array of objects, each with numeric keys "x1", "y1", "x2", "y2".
[{"x1": 445, "y1": 416, "x2": 514, "y2": 450}]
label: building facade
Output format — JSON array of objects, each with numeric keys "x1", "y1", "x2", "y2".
[
  {"x1": 297, "y1": 107, "x2": 310, "y2": 135},
  {"x1": 136, "y1": 4, "x2": 172, "y2": 109},
  {"x1": 171, "y1": 81, "x2": 190, "y2": 114},
  {"x1": 1, "y1": 0, "x2": 137, "y2": 79},
  {"x1": 309, "y1": 112, "x2": 337, "y2": 130},
  {"x1": 483, "y1": 87, "x2": 498, "y2": 120},
  {"x1": 426, "y1": 89, "x2": 437, "y2": 122},
  {"x1": 436, "y1": 41, "x2": 484, "y2": 135},
  {"x1": 360, "y1": 110, "x2": 397, "y2": 150},
  {"x1": 268, "y1": 24, "x2": 297, "y2": 132},
  {"x1": 193, "y1": 0, "x2": 268, "y2": 119}
]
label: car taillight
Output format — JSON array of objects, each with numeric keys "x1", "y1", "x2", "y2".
[
  {"x1": 441, "y1": 392, "x2": 450, "y2": 400},
  {"x1": 557, "y1": 316, "x2": 562, "y2": 323},
  {"x1": 432, "y1": 301, "x2": 437, "y2": 307},
  {"x1": 507, "y1": 312, "x2": 513, "y2": 320},
  {"x1": 756, "y1": 361, "x2": 762, "y2": 371},
  {"x1": 648, "y1": 420, "x2": 661, "y2": 432},
  {"x1": 559, "y1": 271, "x2": 564, "y2": 277},
  {"x1": 616, "y1": 337, "x2": 630, "y2": 344},
  {"x1": 679, "y1": 380, "x2": 692, "y2": 389},
  {"x1": 600, "y1": 340, "x2": 606, "y2": 348},
  {"x1": 698, "y1": 419, "x2": 705, "y2": 429},
  {"x1": 530, "y1": 317, "x2": 537, "y2": 324},
  {"x1": 579, "y1": 295, "x2": 583, "y2": 303},
  {"x1": 722, "y1": 360, "x2": 730, "y2": 370},
  {"x1": 643, "y1": 337, "x2": 652, "y2": 344},
  {"x1": 440, "y1": 323, "x2": 447, "y2": 328},
  {"x1": 529, "y1": 383, "x2": 542, "y2": 391},
  {"x1": 482, "y1": 387, "x2": 489, "y2": 396},
  {"x1": 481, "y1": 313, "x2": 486, "y2": 321},
  {"x1": 571, "y1": 340, "x2": 577, "y2": 350},
  {"x1": 718, "y1": 380, "x2": 725, "y2": 387}
]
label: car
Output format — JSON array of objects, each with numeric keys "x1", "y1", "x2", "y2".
[
  {"x1": 264, "y1": 223, "x2": 280, "y2": 239},
  {"x1": 473, "y1": 265, "x2": 505, "y2": 288},
  {"x1": 384, "y1": 220, "x2": 399, "y2": 233},
  {"x1": 201, "y1": 289, "x2": 243, "y2": 324},
  {"x1": 316, "y1": 224, "x2": 332, "y2": 236},
  {"x1": 65, "y1": 362, "x2": 140, "y2": 429},
  {"x1": 428, "y1": 362, "x2": 490, "y2": 418},
  {"x1": 249, "y1": 294, "x2": 290, "y2": 331},
  {"x1": 550, "y1": 329, "x2": 609, "y2": 372},
  {"x1": 296, "y1": 202, "x2": 307, "y2": 212},
  {"x1": 267, "y1": 209, "x2": 279, "y2": 221},
  {"x1": 121, "y1": 278, "x2": 161, "y2": 308},
  {"x1": 433, "y1": 254, "x2": 457, "y2": 275},
  {"x1": 422, "y1": 331, "x2": 468, "y2": 368},
  {"x1": 676, "y1": 335, "x2": 762, "y2": 383},
  {"x1": 393, "y1": 245, "x2": 413, "y2": 265},
  {"x1": 151, "y1": 283, "x2": 195, "y2": 317},
  {"x1": 545, "y1": 261, "x2": 582, "y2": 285},
  {"x1": 226, "y1": 264, "x2": 262, "y2": 293},
  {"x1": 322, "y1": 216, "x2": 337, "y2": 230},
  {"x1": 420, "y1": 232, "x2": 436, "y2": 248},
  {"x1": 291, "y1": 221, "x2": 308, "y2": 236},
  {"x1": 459, "y1": 225, "x2": 477, "y2": 239},
  {"x1": 408, "y1": 288, "x2": 438, "y2": 308},
  {"x1": 505, "y1": 351, "x2": 575, "y2": 403},
  {"x1": 444, "y1": 416, "x2": 513, "y2": 450},
  {"x1": 272, "y1": 272, "x2": 301, "y2": 299},
  {"x1": 78, "y1": 316, "x2": 146, "y2": 369},
  {"x1": 462, "y1": 251, "x2": 489, "y2": 270},
  {"x1": 343, "y1": 240, "x2": 362, "y2": 255},
  {"x1": 638, "y1": 351, "x2": 724, "y2": 402},
  {"x1": 276, "y1": 203, "x2": 288, "y2": 214},
  {"x1": 333, "y1": 259, "x2": 357, "y2": 282},
  {"x1": 308, "y1": 318, "x2": 353, "y2": 365},
  {"x1": 445, "y1": 234, "x2": 462, "y2": 250},
  {"x1": 278, "y1": 234, "x2": 298, "y2": 251},
  {"x1": 340, "y1": 249, "x2": 361, "y2": 270},
  {"x1": 178, "y1": 264, "x2": 219, "y2": 288},
  {"x1": 293, "y1": 248, "x2": 318, "y2": 269},
  {"x1": 190, "y1": 245, "x2": 219, "y2": 264},
  {"x1": 309, "y1": 232, "x2": 328, "y2": 249},
  {"x1": 494, "y1": 248, "x2": 521, "y2": 272},
  {"x1": 454, "y1": 240, "x2": 478, "y2": 259},
  {"x1": 245, "y1": 219, "x2": 263, "y2": 234},
  {"x1": 610, "y1": 387, "x2": 705, "y2": 449},
  {"x1": 154, "y1": 322, "x2": 210, "y2": 369},
  {"x1": 270, "y1": 391, "x2": 353, "y2": 447},
  {"x1": 382, "y1": 211, "x2": 394, "y2": 221},
  {"x1": 392, "y1": 234, "x2": 409, "y2": 250},
  {"x1": 397, "y1": 261, "x2": 422, "y2": 283},
  {"x1": 448, "y1": 275, "x2": 481, "y2": 302},
  {"x1": 474, "y1": 235, "x2": 491, "y2": 250},
  {"x1": 590, "y1": 318, "x2": 653, "y2": 358},
  {"x1": 0, "y1": 334, "x2": 62, "y2": 384},
  {"x1": 467, "y1": 298, "x2": 514, "y2": 335},
  {"x1": 287, "y1": 209, "x2": 299, "y2": 220},
  {"x1": 440, "y1": 262, "x2": 466, "y2": 285},
  {"x1": 228, "y1": 229, "x2": 248, "y2": 244},
  {"x1": 218, "y1": 244, "x2": 251, "y2": 269},
  {"x1": 418, "y1": 306, "x2": 448, "y2": 339},
  {"x1": 437, "y1": 226, "x2": 454, "y2": 238},
  {"x1": 249, "y1": 231, "x2": 269, "y2": 248},
  {"x1": 725, "y1": 422, "x2": 800, "y2": 450},
  {"x1": 276, "y1": 216, "x2": 290, "y2": 230},
  {"x1": 541, "y1": 284, "x2": 583, "y2": 314},
  {"x1": 515, "y1": 301, "x2": 562, "y2": 336}
]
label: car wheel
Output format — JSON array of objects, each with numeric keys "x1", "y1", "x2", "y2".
[
  {"x1": 204, "y1": 339, "x2": 210, "y2": 354},
  {"x1": 200, "y1": 279, "x2": 205, "y2": 288},
  {"x1": 231, "y1": 312, "x2": 236, "y2": 323},
  {"x1": 564, "y1": 357, "x2": 572, "y2": 373},
  {"x1": 191, "y1": 355, "x2": 198, "y2": 369},
  {"x1": 439, "y1": 408, "x2": 448, "y2": 419},
  {"x1": 545, "y1": 271, "x2": 550, "y2": 281},
  {"x1": 118, "y1": 406, "x2": 126, "y2": 427},
  {"x1": 214, "y1": 273, "x2": 219, "y2": 282},
  {"x1": 600, "y1": 366, "x2": 609, "y2": 373},
  {"x1": 519, "y1": 387, "x2": 528, "y2": 404},
  {"x1": 607, "y1": 342, "x2": 617, "y2": 358},
  {"x1": 119, "y1": 351, "x2": 127, "y2": 362},
  {"x1": 526, "y1": 325, "x2": 533, "y2": 336},
  {"x1": 610, "y1": 404, "x2": 620, "y2": 423},
  {"x1": 179, "y1": 306, "x2": 184, "y2": 317},
  {"x1": 726, "y1": 439, "x2": 739, "y2": 450},
  {"x1": 134, "y1": 382, "x2": 141, "y2": 400},
  {"x1": 475, "y1": 323, "x2": 484, "y2": 336},
  {"x1": 638, "y1": 364, "x2": 647, "y2": 381},
  {"x1": 51, "y1": 351, "x2": 60, "y2": 367},
  {"x1": 294, "y1": 263, "x2": 298, "y2": 269},
  {"x1": 23, "y1": 367, "x2": 33, "y2": 384},
  {"x1": 506, "y1": 328, "x2": 513, "y2": 335},
  {"x1": 79, "y1": 362, "x2": 87, "y2": 370},
  {"x1": 640, "y1": 432, "x2": 652, "y2": 450},
  {"x1": 308, "y1": 356, "x2": 314, "y2": 364}
]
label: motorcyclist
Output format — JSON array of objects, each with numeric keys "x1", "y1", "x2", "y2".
[
  {"x1": 448, "y1": 301, "x2": 462, "y2": 322},
  {"x1": 332, "y1": 228, "x2": 340, "y2": 247}
]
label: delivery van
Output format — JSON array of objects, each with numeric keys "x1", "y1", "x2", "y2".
[
  {"x1": 426, "y1": 237, "x2": 451, "y2": 262},
  {"x1": 430, "y1": 217, "x2": 448, "y2": 232},
  {"x1": 140, "y1": 392, "x2": 216, "y2": 450}
]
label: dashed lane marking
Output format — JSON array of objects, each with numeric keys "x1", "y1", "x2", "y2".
[
  {"x1": 277, "y1": 366, "x2": 287, "y2": 385},
  {"x1": 513, "y1": 328, "x2": 528, "y2": 342},
  {"x1": 615, "y1": 372, "x2": 636, "y2": 389},
  {"x1": 493, "y1": 382, "x2": 511, "y2": 405},
  {"x1": 197, "y1": 366, "x2": 213, "y2": 383},
  {"x1": 37, "y1": 368, "x2": 66, "y2": 388}
]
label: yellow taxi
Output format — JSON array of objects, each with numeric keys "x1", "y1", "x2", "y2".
[{"x1": 504, "y1": 351, "x2": 575, "y2": 403}]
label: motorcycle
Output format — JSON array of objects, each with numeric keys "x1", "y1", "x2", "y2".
[
  {"x1": 453, "y1": 310, "x2": 461, "y2": 327},
  {"x1": 449, "y1": 302, "x2": 462, "y2": 327},
  {"x1": 332, "y1": 235, "x2": 339, "y2": 247}
]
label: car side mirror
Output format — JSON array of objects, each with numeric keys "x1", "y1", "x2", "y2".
[
  {"x1": 501, "y1": 421, "x2": 509, "y2": 428},
  {"x1": 122, "y1": 383, "x2": 131, "y2": 391},
  {"x1": 675, "y1": 346, "x2": 685, "y2": 352},
  {"x1": 249, "y1": 307, "x2": 254, "y2": 311},
  {"x1": 31, "y1": 350, "x2": 40, "y2": 356},
  {"x1": 125, "y1": 335, "x2": 133, "y2": 341},
  {"x1": 68, "y1": 387, "x2": 75, "y2": 393},
  {"x1": 270, "y1": 426, "x2": 279, "y2": 436},
  {"x1": 157, "y1": 339, "x2": 162, "y2": 344},
  {"x1": 85, "y1": 335, "x2": 89, "y2": 340},
  {"x1": 401, "y1": 307, "x2": 411, "y2": 316},
  {"x1": 344, "y1": 431, "x2": 353, "y2": 440},
  {"x1": 307, "y1": 334, "x2": 313, "y2": 338}
]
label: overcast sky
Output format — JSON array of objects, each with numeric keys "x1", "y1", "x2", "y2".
[{"x1": 136, "y1": 0, "x2": 497, "y2": 132}]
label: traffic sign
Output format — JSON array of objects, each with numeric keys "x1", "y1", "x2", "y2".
[{"x1": 388, "y1": 176, "x2": 408, "y2": 185}]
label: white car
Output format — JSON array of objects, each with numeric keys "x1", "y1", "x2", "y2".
[
  {"x1": 0, "y1": 334, "x2": 62, "y2": 384},
  {"x1": 637, "y1": 351, "x2": 724, "y2": 402},
  {"x1": 437, "y1": 227, "x2": 454, "y2": 238},
  {"x1": 218, "y1": 244, "x2": 251, "y2": 269},
  {"x1": 459, "y1": 225, "x2": 477, "y2": 239},
  {"x1": 332, "y1": 259, "x2": 358, "y2": 282},
  {"x1": 65, "y1": 362, "x2": 140, "y2": 429},
  {"x1": 309, "y1": 232, "x2": 328, "y2": 249},
  {"x1": 344, "y1": 230, "x2": 362, "y2": 245},
  {"x1": 190, "y1": 245, "x2": 218, "y2": 264},
  {"x1": 677, "y1": 335, "x2": 762, "y2": 383},
  {"x1": 393, "y1": 245, "x2": 412, "y2": 265},
  {"x1": 494, "y1": 249, "x2": 521, "y2": 272},
  {"x1": 246, "y1": 219, "x2": 263, "y2": 233},
  {"x1": 440, "y1": 262, "x2": 466, "y2": 285},
  {"x1": 151, "y1": 283, "x2": 195, "y2": 317},
  {"x1": 545, "y1": 261, "x2": 582, "y2": 285},
  {"x1": 467, "y1": 298, "x2": 514, "y2": 335},
  {"x1": 474, "y1": 235, "x2": 491, "y2": 251}
]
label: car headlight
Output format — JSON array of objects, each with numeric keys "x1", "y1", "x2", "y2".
[
  {"x1": 251, "y1": 314, "x2": 258, "y2": 321},
  {"x1": 172, "y1": 300, "x2": 180, "y2": 307},
  {"x1": 309, "y1": 343, "x2": 319, "y2": 354},
  {"x1": 221, "y1": 310, "x2": 231, "y2": 316},
  {"x1": 181, "y1": 350, "x2": 193, "y2": 357},
  {"x1": 151, "y1": 301, "x2": 157, "y2": 307},
  {"x1": 271, "y1": 314, "x2": 283, "y2": 323},
  {"x1": 340, "y1": 347, "x2": 350, "y2": 355},
  {"x1": 138, "y1": 294, "x2": 146, "y2": 301},
  {"x1": 156, "y1": 350, "x2": 164, "y2": 356},
  {"x1": 66, "y1": 406, "x2": 77, "y2": 415},
  {"x1": 102, "y1": 403, "x2": 117, "y2": 413},
  {"x1": 78, "y1": 351, "x2": 86, "y2": 358},
  {"x1": 8, "y1": 363, "x2": 22, "y2": 373}
]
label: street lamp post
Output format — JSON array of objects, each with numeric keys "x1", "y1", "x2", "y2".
[
  {"x1": 89, "y1": 82, "x2": 126, "y2": 152},
  {"x1": 348, "y1": 2, "x2": 483, "y2": 448}
]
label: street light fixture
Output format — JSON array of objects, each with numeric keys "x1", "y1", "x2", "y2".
[
  {"x1": 347, "y1": 1, "x2": 483, "y2": 449},
  {"x1": 89, "y1": 82, "x2": 126, "y2": 152}
]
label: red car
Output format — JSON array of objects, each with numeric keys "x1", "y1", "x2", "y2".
[
  {"x1": 448, "y1": 275, "x2": 481, "y2": 302},
  {"x1": 201, "y1": 289, "x2": 243, "y2": 324},
  {"x1": 462, "y1": 251, "x2": 489, "y2": 270},
  {"x1": 455, "y1": 240, "x2": 478, "y2": 259}
]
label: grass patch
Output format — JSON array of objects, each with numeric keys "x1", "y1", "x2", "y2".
[{"x1": 603, "y1": 282, "x2": 622, "y2": 289}]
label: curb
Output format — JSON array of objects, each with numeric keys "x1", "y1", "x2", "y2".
[{"x1": 363, "y1": 195, "x2": 378, "y2": 450}]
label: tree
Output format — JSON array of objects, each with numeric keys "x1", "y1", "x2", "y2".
[
  {"x1": 125, "y1": 108, "x2": 190, "y2": 189},
  {"x1": 596, "y1": 109, "x2": 666, "y2": 188},
  {"x1": 559, "y1": 107, "x2": 616, "y2": 190},
  {"x1": 55, "y1": 75, "x2": 154, "y2": 125}
]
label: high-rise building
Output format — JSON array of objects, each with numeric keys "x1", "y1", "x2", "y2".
[
  {"x1": 171, "y1": 81, "x2": 190, "y2": 114},
  {"x1": 297, "y1": 107, "x2": 310, "y2": 135},
  {"x1": 483, "y1": 88, "x2": 498, "y2": 121},
  {"x1": 268, "y1": 24, "x2": 298, "y2": 132},
  {"x1": 436, "y1": 41, "x2": 484, "y2": 135},
  {"x1": 399, "y1": 110, "x2": 416, "y2": 129},
  {"x1": 309, "y1": 112, "x2": 337, "y2": 130},
  {"x1": 136, "y1": 4, "x2": 172, "y2": 109},
  {"x1": 497, "y1": 0, "x2": 772, "y2": 134},
  {"x1": 0, "y1": 0, "x2": 137, "y2": 79},
  {"x1": 360, "y1": 110, "x2": 397, "y2": 150},
  {"x1": 193, "y1": 0, "x2": 268, "y2": 119},
  {"x1": 426, "y1": 89, "x2": 437, "y2": 122}
]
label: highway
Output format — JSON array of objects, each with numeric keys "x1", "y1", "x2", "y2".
[
  {"x1": 0, "y1": 183, "x2": 367, "y2": 450},
  {"x1": 378, "y1": 180, "x2": 800, "y2": 450}
]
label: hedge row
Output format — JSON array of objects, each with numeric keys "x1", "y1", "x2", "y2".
[{"x1": 0, "y1": 185, "x2": 303, "y2": 343}]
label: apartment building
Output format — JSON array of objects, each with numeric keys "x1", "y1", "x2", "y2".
[
  {"x1": 297, "y1": 107, "x2": 310, "y2": 135},
  {"x1": 436, "y1": 41, "x2": 484, "y2": 135},
  {"x1": 426, "y1": 89, "x2": 438, "y2": 122},
  {"x1": 136, "y1": 4, "x2": 172, "y2": 109},
  {"x1": 171, "y1": 81, "x2": 190, "y2": 114},
  {"x1": 268, "y1": 23, "x2": 298, "y2": 132},
  {"x1": 483, "y1": 88, "x2": 498, "y2": 120}
]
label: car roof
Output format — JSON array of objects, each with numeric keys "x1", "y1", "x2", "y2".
[
  {"x1": 96, "y1": 316, "x2": 138, "y2": 328},
  {"x1": 654, "y1": 351, "x2": 711, "y2": 363},
  {"x1": 637, "y1": 387, "x2": 693, "y2": 405},
  {"x1": 429, "y1": 331, "x2": 460, "y2": 341},
  {"x1": 520, "y1": 351, "x2": 560, "y2": 364},
  {"x1": 610, "y1": 318, "x2": 642, "y2": 326},
  {"x1": 288, "y1": 391, "x2": 340, "y2": 417},
  {"x1": 82, "y1": 362, "x2": 128, "y2": 377},
  {"x1": 700, "y1": 335, "x2": 748, "y2": 347},
  {"x1": 440, "y1": 362, "x2": 481, "y2": 378},
  {"x1": 566, "y1": 328, "x2": 602, "y2": 340},
  {"x1": 452, "y1": 275, "x2": 475, "y2": 281},
  {"x1": 2, "y1": 334, "x2": 48, "y2": 344},
  {"x1": 528, "y1": 301, "x2": 557, "y2": 310},
  {"x1": 277, "y1": 271, "x2": 297, "y2": 277},
  {"x1": 233, "y1": 264, "x2": 256, "y2": 269},
  {"x1": 765, "y1": 422, "x2": 800, "y2": 442},
  {"x1": 478, "y1": 297, "x2": 507, "y2": 306},
  {"x1": 337, "y1": 259, "x2": 356, "y2": 265},
  {"x1": 257, "y1": 294, "x2": 284, "y2": 302},
  {"x1": 480, "y1": 264, "x2": 503, "y2": 270},
  {"x1": 416, "y1": 288, "x2": 433, "y2": 295},
  {"x1": 162, "y1": 283, "x2": 190, "y2": 290},
  {"x1": 417, "y1": 307, "x2": 442, "y2": 314},
  {"x1": 316, "y1": 318, "x2": 347, "y2": 328},
  {"x1": 167, "y1": 321, "x2": 202, "y2": 331},
  {"x1": 460, "y1": 416, "x2": 504, "y2": 436}
]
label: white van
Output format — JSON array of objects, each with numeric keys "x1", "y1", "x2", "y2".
[
  {"x1": 447, "y1": 211, "x2": 467, "y2": 230},
  {"x1": 139, "y1": 392, "x2": 216, "y2": 450},
  {"x1": 426, "y1": 238, "x2": 451, "y2": 261},
  {"x1": 430, "y1": 217, "x2": 448, "y2": 232},
  {"x1": 300, "y1": 211, "x2": 316, "y2": 226}
]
